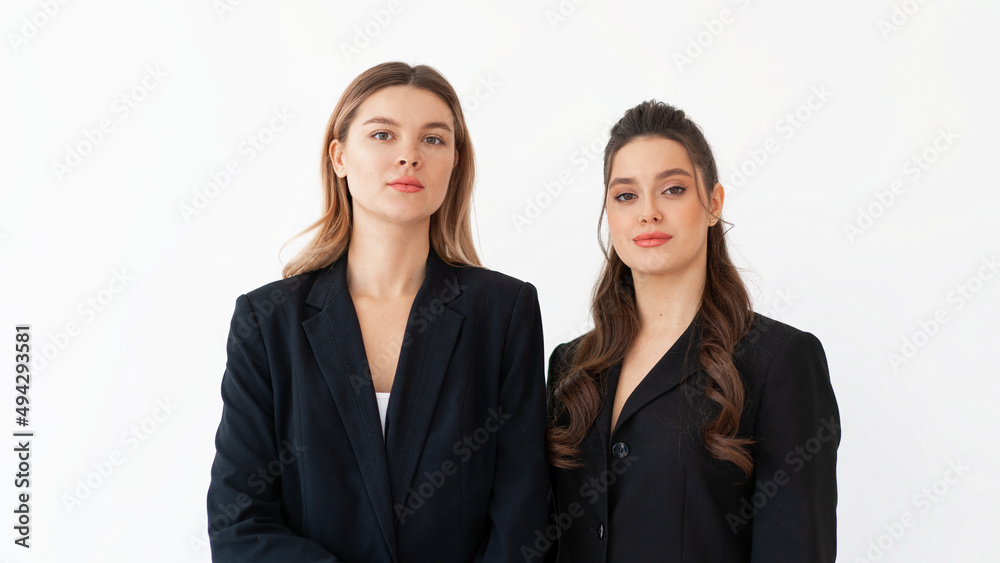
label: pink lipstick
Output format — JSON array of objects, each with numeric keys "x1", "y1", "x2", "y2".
[
  {"x1": 388, "y1": 176, "x2": 424, "y2": 193},
  {"x1": 633, "y1": 231, "x2": 672, "y2": 247}
]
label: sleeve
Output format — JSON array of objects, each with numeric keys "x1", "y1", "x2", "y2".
[
  {"x1": 207, "y1": 295, "x2": 342, "y2": 562},
  {"x1": 750, "y1": 330, "x2": 840, "y2": 563},
  {"x1": 478, "y1": 282, "x2": 550, "y2": 563}
]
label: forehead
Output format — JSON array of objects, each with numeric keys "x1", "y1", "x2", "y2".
[
  {"x1": 352, "y1": 85, "x2": 454, "y2": 126},
  {"x1": 610, "y1": 136, "x2": 695, "y2": 176}
]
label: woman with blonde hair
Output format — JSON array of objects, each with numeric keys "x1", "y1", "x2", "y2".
[
  {"x1": 207, "y1": 62, "x2": 547, "y2": 562},
  {"x1": 545, "y1": 100, "x2": 840, "y2": 561}
]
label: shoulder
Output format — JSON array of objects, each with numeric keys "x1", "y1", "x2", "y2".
[
  {"x1": 244, "y1": 270, "x2": 320, "y2": 303},
  {"x1": 736, "y1": 313, "x2": 824, "y2": 363},
  {"x1": 550, "y1": 334, "x2": 585, "y2": 365},
  {"x1": 449, "y1": 265, "x2": 540, "y2": 320},
  {"x1": 735, "y1": 313, "x2": 829, "y2": 391},
  {"x1": 547, "y1": 333, "x2": 587, "y2": 385},
  {"x1": 738, "y1": 316, "x2": 839, "y2": 465},
  {"x1": 454, "y1": 264, "x2": 535, "y2": 299},
  {"x1": 232, "y1": 269, "x2": 326, "y2": 320}
]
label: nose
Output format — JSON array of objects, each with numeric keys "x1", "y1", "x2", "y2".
[
  {"x1": 639, "y1": 199, "x2": 662, "y2": 224},
  {"x1": 397, "y1": 141, "x2": 421, "y2": 168}
]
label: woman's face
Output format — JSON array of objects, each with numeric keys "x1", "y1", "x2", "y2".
[
  {"x1": 605, "y1": 136, "x2": 723, "y2": 281},
  {"x1": 331, "y1": 85, "x2": 457, "y2": 229}
]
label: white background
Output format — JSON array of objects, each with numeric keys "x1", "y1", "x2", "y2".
[{"x1": 2, "y1": 0, "x2": 998, "y2": 561}]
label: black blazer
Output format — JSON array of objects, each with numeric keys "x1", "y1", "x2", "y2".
[
  {"x1": 207, "y1": 248, "x2": 548, "y2": 562},
  {"x1": 544, "y1": 314, "x2": 840, "y2": 562}
]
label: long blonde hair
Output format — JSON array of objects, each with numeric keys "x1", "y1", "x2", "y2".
[{"x1": 282, "y1": 62, "x2": 480, "y2": 278}]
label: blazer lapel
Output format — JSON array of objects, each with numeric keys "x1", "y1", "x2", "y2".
[
  {"x1": 384, "y1": 249, "x2": 464, "y2": 514},
  {"x1": 301, "y1": 256, "x2": 398, "y2": 560},
  {"x1": 611, "y1": 318, "x2": 701, "y2": 438},
  {"x1": 595, "y1": 365, "x2": 617, "y2": 449}
]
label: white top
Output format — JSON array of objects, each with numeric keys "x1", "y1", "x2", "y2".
[{"x1": 375, "y1": 392, "x2": 390, "y2": 438}]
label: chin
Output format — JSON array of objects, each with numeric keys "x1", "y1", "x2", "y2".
[
  {"x1": 626, "y1": 257, "x2": 681, "y2": 278},
  {"x1": 379, "y1": 207, "x2": 436, "y2": 225}
]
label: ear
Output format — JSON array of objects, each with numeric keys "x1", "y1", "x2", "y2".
[
  {"x1": 329, "y1": 139, "x2": 347, "y2": 178},
  {"x1": 709, "y1": 182, "x2": 725, "y2": 224}
]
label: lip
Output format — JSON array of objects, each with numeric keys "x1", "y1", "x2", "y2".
[
  {"x1": 388, "y1": 176, "x2": 424, "y2": 193},
  {"x1": 633, "y1": 231, "x2": 672, "y2": 247}
]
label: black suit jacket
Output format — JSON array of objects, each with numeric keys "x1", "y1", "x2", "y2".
[
  {"x1": 207, "y1": 248, "x2": 548, "y2": 562},
  {"x1": 544, "y1": 314, "x2": 840, "y2": 562}
]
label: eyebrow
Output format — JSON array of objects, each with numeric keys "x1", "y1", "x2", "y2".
[
  {"x1": 359, "y1": 116, "x2": 453, "y2": 133},
  {"x1": 608, "y1": 167, "x2": 693, "y2": 189}
]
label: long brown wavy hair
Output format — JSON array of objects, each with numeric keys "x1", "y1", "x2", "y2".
[
  {"x1": 282, "y1": 62, "x2": 480, "y2": 278},
  {"x1": 547, "y1": 101, "x2": 755, "y2": 475}
]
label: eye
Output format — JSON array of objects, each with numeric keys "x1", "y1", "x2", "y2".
[
  {"x1": 614, "y1": 192, "x2": 637, "y2": 202},
  {"x1": 423, "y1": 135, "x2": 445, "y2": 145},
  {"x1": 371, "y1": 131, "x2": 393, "y2": 141},
  {"x1": 663, "y1": 186, "x2": 686, "y2": 196}
]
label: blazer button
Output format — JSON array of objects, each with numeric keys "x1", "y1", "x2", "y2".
[
  {"x1": 591, "y1": 523, "x2": 605, "y2": 539},
  {"x1": 611, "y1": 441, "x2": 629, "y2": 459}
]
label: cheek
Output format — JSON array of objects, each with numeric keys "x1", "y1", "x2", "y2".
[
  {"x1": 605, "y1": 209, "x2": 630, "y2": 240},
  {"x1": 605, "y1": 215, "x2": 633, "y2": 256},
  {"x1": 672, "y1": 201, "x2": 706, "y2": 228},
  {"x1": 435, "y1": 158, "x2": 454, "y2": 180},
  {"x1": 342, "y1": 151, "x2": 372, "y2": 179},
  {"x1": 432, "y1": 154, "x2": 456, "y2": 180}
]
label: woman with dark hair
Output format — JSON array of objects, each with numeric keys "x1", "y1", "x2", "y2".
[
  {"x1": 545, "y1": 101, "x2": 840, "y2": 562},
  {"x1": 207, "y1": 62, "x2": 548, "y2": 562}
]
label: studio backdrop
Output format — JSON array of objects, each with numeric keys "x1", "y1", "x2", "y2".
[{"x1": 2, "y1": 0, "x2": 998, "y2": 561}]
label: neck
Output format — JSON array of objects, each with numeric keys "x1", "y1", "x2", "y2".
[
  {"x1": 631, "y1": 263, "x2": 705, "y2": 335},
  {"x1": 346, "y1": 215, "x2": 430, "y2": 299}
]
